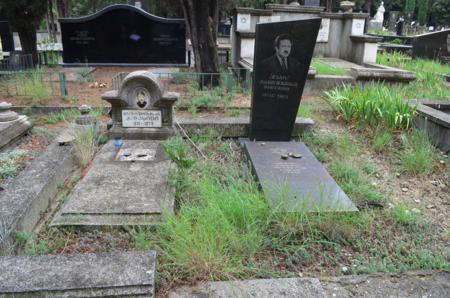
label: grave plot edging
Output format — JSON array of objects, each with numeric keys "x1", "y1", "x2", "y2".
[{"x1": 0, "y1": 141, "x2": 74, "y2": 246}]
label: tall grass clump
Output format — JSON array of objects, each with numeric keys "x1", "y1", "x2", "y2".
[
  {"x1": 154, "y1": 148, "x2": 270, "y2": 282},
  {"x1": 17, "y1": 69, "x2": 52, "y2": 102},
  {"x1": 399, "y1": 130, "x2": 435, "y2": 175},
  {"x1": 325, "y1": 83, "x2": 416, "y2": 129},
  {"x1": 71, "y1": 126, "x2": 97, "y2": 168}
]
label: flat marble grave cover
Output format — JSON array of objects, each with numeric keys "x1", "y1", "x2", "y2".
[{"x1": 243, "y1": 141, "x2": 358, "y2": 212}]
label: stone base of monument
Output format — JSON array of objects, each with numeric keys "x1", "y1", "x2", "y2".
[
  {"x1": 0, "y1": 116, "x2": 33, "y2": 149},
  {"x1": 107, "y1": 126, "x2": 175, "y2": 140},
  {"x1": 243, "y1": 141, "x2": 358, "y2": 212},
  {"x1": 0, "y1": 251, "x2": 156, "y2": 297},
  {"x1": 51, "y1": 140, "x2": 174, "y2": 227}
]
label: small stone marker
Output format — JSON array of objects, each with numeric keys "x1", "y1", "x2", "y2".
[
  {"x1": 0, "y1": 251, "x2": 156, "y2": 297},
  {"x1": 249, "y1": 19, "x2": 321, "y2": 141},
  {"x1": 243, "y1": 141, "x2": 357, "y2": 212},
  {"x1": 102, "y1": 70, "x2": 178, "y2": 139},
  {"x1": 0, "y1": 102, "x2": 33, "y2": 149}
]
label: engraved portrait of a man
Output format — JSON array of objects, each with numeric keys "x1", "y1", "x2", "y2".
[{"x1": 260, "y1": 34, "x2": 302, "y2": 77}]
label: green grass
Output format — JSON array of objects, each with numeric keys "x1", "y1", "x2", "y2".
[
  {"x1": 311, "y1": 60, "x2": 348, "y2": 76},
  {"x1": 377, "y1": 52, "x2": 450, "y2": 100},
  {"x1": 42, "y1": 109, "x2": 80, "y2": 124},
  {"x1": 0, "y1": 150, "x2": 27, "y2": 180},
  {"x1": 399, "y1": 130, "x2": 436, "y2": 175}
]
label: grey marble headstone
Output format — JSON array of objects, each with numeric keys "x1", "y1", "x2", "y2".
[
  {"x1": 102, "y1": 70, "x2": 178, "y2": 139},
  {"x1": 243, "y1": 141, "x2": 357, "y2": 212}
]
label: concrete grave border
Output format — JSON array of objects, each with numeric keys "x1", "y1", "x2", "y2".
[{"x1": 0, "y1": 133, "x2": 74, "y2": 248}]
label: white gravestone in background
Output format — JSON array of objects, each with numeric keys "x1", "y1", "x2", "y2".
[
  {"x1": 317, "y1": 18, "x2": 330, "y2": 42},
  {"x1": 237, "y1": 14, "x2": 251, "y2": 31}
]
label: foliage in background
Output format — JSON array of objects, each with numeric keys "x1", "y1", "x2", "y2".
[
  {"x1": 431, "y1": 0, "x2": 450, "y2": 25},
  {"x1": 404, "y1": 0, "x2": 416, "y2": 13},
  {"x1": 417, "y1": 0, "x2": 429, "y2": 24}
]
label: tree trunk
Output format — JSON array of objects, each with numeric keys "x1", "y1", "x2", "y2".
[
  {"x1": 48, "y1": 0, "x2": 57, "y2": 42},
  {"x1": 365, "y1": 0, "x2": 372, "y2": 15},
  {"x1": 17, "y1": 26, "x2": 38, "y2": 64},
  {"x1": 56, "y1": 0, "x2": 70, "y2": 18},
  {"x1": 180, "y1": 0, "x2": 220, "y2": 88}
]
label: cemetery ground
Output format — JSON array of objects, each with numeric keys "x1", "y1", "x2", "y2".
[{"x1": 1, "y1": 53, "x2": 449, "y2": 296}]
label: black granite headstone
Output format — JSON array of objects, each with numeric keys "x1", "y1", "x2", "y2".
[
  {"x1": 0, "y1": 21, "x2": 14, "y2": 52},
  {"x1": 60, "y1": 4, "x2": 186, "y2": 65},
  {"x1": 243, "y1": 141, "x2": 358, "y2": 212},
  {"x1": 249, "y1": 19, "x2": 321, "y2": 141},
  {"x1": 396, "y1": 18, "x2": 404, "y2": 36},
  {"x1": 412, "y1": 30, "x2": 450, "y2": 62}
]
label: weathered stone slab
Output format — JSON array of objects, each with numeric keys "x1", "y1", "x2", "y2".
[
  {"x1": 169, "y1": 270, "x2": 449, "y2": 298},
  {"x1": 176, "y1": 116, "x2": 314, "y2": 138},
  {"x1": 409, "y1": 100, "x2": 450, "y2": 153},
  {"x1": 51, "y1": 140, "x2": 174, "y2": 227},
  {"x1": 0, "y1": 140, "x2": 74, "y2": 252},
  {"x1": 0, "y1": 251, "x2": 156, "y2": 297},
  {"x1": 0, "y1": 116, "x2": 33, "y2": 149},
  {"x1": 243, "y1": 141, "x2": 357, "y2": 212},
  {"x1": 170, "y1": 277, "x2": 325, "y2": 298},
  {"x1": 351, "y1": 63, "x2": 416, "y2": 83}
]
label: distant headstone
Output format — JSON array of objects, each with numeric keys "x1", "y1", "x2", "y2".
[
  {"x1": 388, "y1": 11, "x2": 399, "y2": 32},
  {"x1": 249, "y1": 19, "x2": 321, "y2": 141},
  {"x1": 243, "y1": 141, "x2": 358, "y2": 212},
  {"x1": 102, "y1": 70, "x2": 178, "y2": 139},
  {"x1": 0, "y1": 20, "x2": 14, "y2": 52},
  {"x1": 60, "y1": 4, "x2": 186, "y2": 65},
  {"x1": 396, "y1": 18, "x2": 404, "y2": 36},
  {"x1": 412, "y1": 30, "x2": 450, "y2": 62},
  {"x1": 304, "y1": 0, "x2": 320, "y2": 6}
]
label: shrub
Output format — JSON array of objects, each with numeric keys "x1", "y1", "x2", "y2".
[{"x1": 325, "y1": 83, "x2": 416, "y2": 129}]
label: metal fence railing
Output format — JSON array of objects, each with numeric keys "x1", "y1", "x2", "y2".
[
  {"x1": 111, "y1": 68, "x2": 253, "y2": 99},
  {"x1": 0, "y1": 54, "x2": 34, "y2": 73}
]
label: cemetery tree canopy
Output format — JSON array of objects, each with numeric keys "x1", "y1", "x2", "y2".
[
  {"x1": 180, "y1": 0, "x2": 220, "y2": 87},
  {"x1": 0, "y1": 0, "x2": 47, "y2": 64}
]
